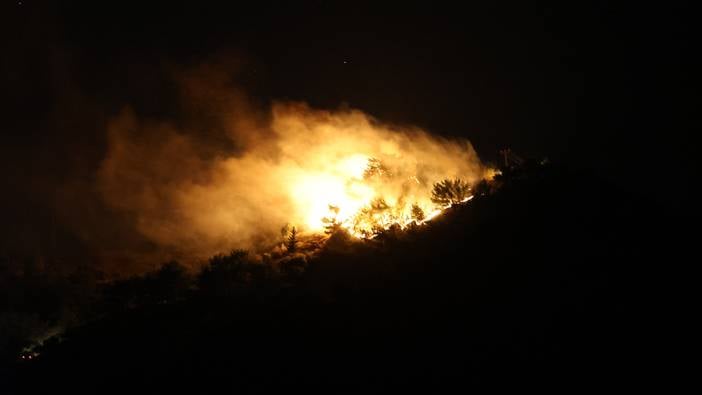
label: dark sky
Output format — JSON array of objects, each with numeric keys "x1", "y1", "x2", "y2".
[{"x1": 1, "y1": 0, "x2": 697, "y2": 247}]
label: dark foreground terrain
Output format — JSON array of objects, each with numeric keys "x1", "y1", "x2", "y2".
[{"x1": 4, "y1": 164, "x2": 682, "y2": 393}]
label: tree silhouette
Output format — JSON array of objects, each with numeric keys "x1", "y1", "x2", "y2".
[
  {"x1": 411, "y1": 204, "x2": 425, "y2": 222},
  {"x1": 286, "y1": 226, "x2": 298, "y2": 253},
  {"x1": 431, "y1": 178, "x2": 471, "y2": 208}
]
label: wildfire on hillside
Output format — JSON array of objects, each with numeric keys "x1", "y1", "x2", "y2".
[
  {"x1": 100, "y1": 102, "x2": 491, "y2": 256},
  {"x1": 292, "y1": 154, "x2": 479, "y2": 239}
]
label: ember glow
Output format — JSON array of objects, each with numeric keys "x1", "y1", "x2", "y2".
[{"x1": 99, "y1": 101, "x2": 488, "y2": 257}]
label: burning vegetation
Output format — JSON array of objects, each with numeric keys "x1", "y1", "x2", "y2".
[
  {"x1": 266, "y1": 104, "x2": 492, "y2": 241},
  {"x1": 294, "y1": 159, "x2": 480, "y2": 240},
  {"x1": 99, "y1": 101, "x2": 492, "y2": 260}
]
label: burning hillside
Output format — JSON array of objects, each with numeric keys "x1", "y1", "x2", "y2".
[{"x1": 99, "y1": 101, "x2": 491, "y2": 259}]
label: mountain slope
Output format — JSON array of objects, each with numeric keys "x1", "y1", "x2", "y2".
[{"x1": 8, "y1": 164, "x2": 674, "y2": 392}]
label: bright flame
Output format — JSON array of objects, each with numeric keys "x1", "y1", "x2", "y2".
[
  {"x1": 288, "y1": 150, "x2": 482, "y2": 238},
  {"x1": 291, "y1": 169, "x2": 374, "y2": 231}
]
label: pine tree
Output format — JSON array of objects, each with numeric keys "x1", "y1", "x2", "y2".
[
  {"x1": 431, "y1": 178, "x2": 471, "y2": 208},
  {"x1": 286, "y1": 226, "x2": 298, "y2": 253},
  {"x1": 411, "y1": 204, "x2": 425, "y2": 222}
]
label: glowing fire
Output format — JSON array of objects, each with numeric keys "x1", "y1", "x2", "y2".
[
  {"x1": 100, "y1": 102, "x2": 490, "y2": 255},
  {"x1": 291, "y1": 154, "x2": 374, "y2": 231},
  {"x1": 287, "y1": 151, "x2": 481, "y2": 238},
  {"x1": 264, "y1": 104, "x2": 491, "y2": 239}
]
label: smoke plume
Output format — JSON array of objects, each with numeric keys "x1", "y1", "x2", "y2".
[{"x1": 95, "y1": 67, "x2": 485, "y2": 265}]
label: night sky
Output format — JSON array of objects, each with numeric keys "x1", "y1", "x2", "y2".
[{"x1": 1, "y1": 1, "x2": 696, "y2": 237}]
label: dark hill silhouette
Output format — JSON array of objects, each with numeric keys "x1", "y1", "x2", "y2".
[{"x1": 5, "y1": 163, "x2": 678, "y2": 393}]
